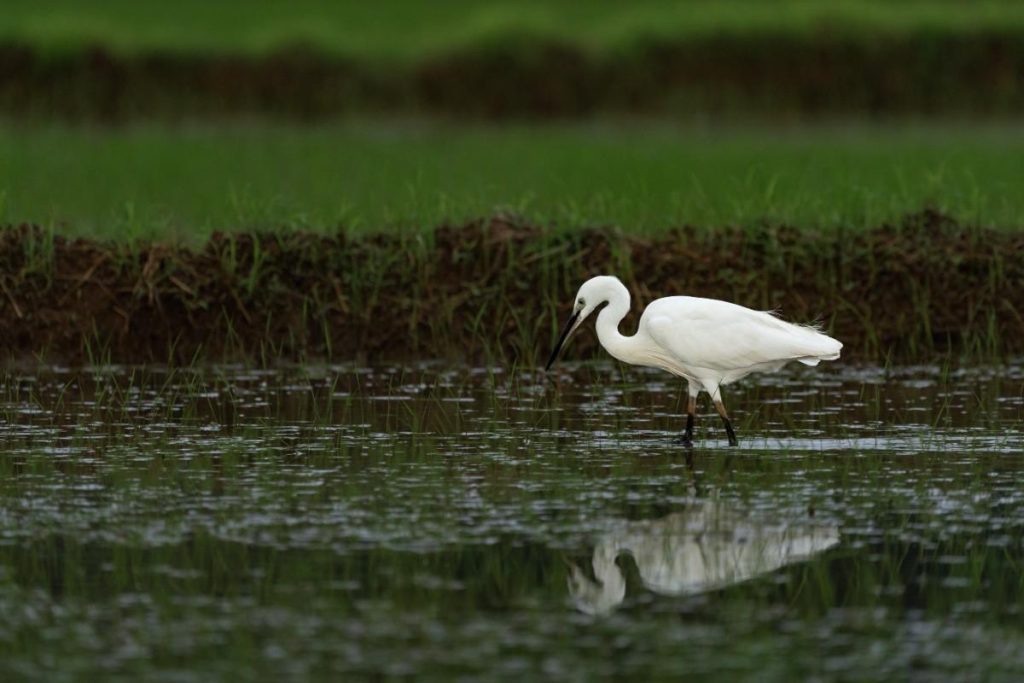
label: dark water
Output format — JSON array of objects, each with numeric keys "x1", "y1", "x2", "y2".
[{"x1": 0, "y1": 361, "x2": 1022, "y2": 681}]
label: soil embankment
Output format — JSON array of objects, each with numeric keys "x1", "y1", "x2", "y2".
[
  {"x1": 4, "y1": 31, "x2": 1024, "y2": 120},
  {"x1": 0, "y1": 211, "x2": 1019, "y2": 364}
]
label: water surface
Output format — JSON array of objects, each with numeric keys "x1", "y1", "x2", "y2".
[{"x1": 0, "y1": 361, "x2": 1022, "y2": 680}]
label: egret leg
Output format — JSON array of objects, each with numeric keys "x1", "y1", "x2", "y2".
[
  {"x1": 680, "y1": 384, "x2": 699, "y2": 447},
  {"x1": 712, "y1": 395, "x2": 739, "y2": 447}
]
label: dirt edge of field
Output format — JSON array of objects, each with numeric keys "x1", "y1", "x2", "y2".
[{"x1": 0, "y1": 210, "x2": 1021, "y2": 365}]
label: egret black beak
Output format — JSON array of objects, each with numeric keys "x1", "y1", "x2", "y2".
[{"x1": 545, "y1": 309, "x2": 580, "y2": 371}]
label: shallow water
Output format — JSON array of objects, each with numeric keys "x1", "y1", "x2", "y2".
[{"x1": 0, "y1": 361, "x2": 1022, "y2": 681}]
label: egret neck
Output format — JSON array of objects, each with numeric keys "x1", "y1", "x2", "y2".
[{"x1": 593, "y1": 281, "x2": 635, "y2": 364}]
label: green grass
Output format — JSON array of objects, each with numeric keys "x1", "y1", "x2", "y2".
[
  {"x1": 5, "y1": 0, "x2": 1024, "y2": 59},
  {"x1": 1, "y1": 121, "x2": 1023, "y2": 241}
]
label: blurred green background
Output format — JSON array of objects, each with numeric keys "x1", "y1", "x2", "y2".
[
  {"x1": 2, "y1": 0, "x2": 1023, "y2": 238},
  {"x1": 6, "y1": 0, "x2": 1024, "y2": 57}
]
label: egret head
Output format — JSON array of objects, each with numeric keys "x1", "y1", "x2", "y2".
[{"x1": 545, "y1": 275, "x2": 626, "y2": 370}]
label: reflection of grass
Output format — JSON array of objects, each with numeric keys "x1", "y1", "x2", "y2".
[
  {"x1": 3, "y1": 122, "x2": 1024, "y2": 241},
  {"x1": 4, "y1": 0, "x2": 1024, "y2": 58}
]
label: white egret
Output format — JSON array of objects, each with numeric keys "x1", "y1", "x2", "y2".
[{"x1": 545, "y1": 275, "x2": 842, "y2": 446}]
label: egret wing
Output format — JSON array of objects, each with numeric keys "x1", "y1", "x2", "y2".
[{"x1": 642, "y1": 296, "x2": 839, "y2": 373}]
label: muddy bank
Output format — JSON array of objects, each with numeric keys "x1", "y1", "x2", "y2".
[
  {"x1": 4, "y1": 31, "x2": 1024, "y2": 120},
  {"x1": 0, "y1": 211, "x2": 1020, "y2": 365}
]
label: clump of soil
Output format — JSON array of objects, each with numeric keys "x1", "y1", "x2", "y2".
[{"x1": 0, "y1": 210, "x2": 1020, "y2": 365}]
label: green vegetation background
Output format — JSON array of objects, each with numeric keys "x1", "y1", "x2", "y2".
[
  {"x1": 3, "y1": 1, "x2": 1024, "y2": 239},
  {"x1": 7, "y1": 0, "x2": 1024, "y2": 58},
  {"x1": 2, "y1": 122, "x2": 1021, "y2": 241}
]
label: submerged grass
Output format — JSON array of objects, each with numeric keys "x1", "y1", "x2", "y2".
[{"x1": 2, "y1": 121, "x2": 1024, "y2": 241}]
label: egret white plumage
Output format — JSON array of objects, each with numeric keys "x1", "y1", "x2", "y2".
[{"x1": 545, "y1": 275, "x2": 842, "y2": 446}]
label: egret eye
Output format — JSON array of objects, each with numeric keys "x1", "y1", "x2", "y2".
[{"x1": 578, "y1": 298, "x2": 586, "y2": 307}]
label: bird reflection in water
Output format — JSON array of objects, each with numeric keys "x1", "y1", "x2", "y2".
[{"x1": 568, "y1": 499, "x2": 839, "y2": 615}]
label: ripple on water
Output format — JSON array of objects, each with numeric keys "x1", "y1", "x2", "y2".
[{"x1": 0, "y1": 361, "x2": 1021, "y2": 679}]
